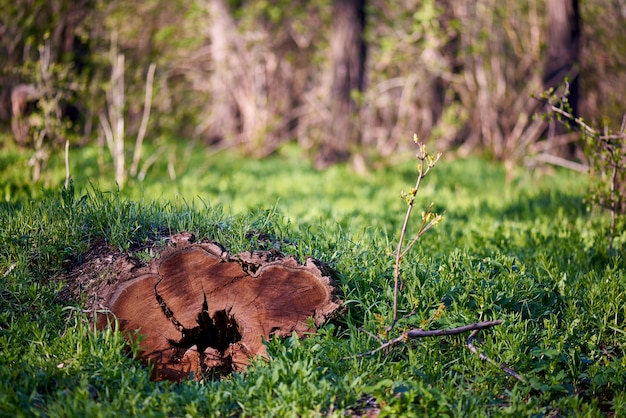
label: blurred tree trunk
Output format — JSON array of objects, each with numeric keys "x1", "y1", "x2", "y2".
[
  {"x1": 317, "y1": 0, "x2": 367, "y2": 168},
  {"x1": 205, "y1": 0, "x2": 281, "y2": 153},
  {"x1": 543, "y1": 0, "x2": 581, "y2": 153},
  {"x1": 207, "y1": 0, "x2": 240, "y2": 144},
  {"x1": 432, "y1": 0, "x2": 462, "y2": 149}
]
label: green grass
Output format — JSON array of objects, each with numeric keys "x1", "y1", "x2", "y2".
[{"x1": 1, "y1": 137, "x2": 625, "y2": 416}]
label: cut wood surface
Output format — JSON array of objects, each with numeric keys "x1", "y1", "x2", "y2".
[{"x1": 95, "y1": 233, "x2": 340, "y2": 381}]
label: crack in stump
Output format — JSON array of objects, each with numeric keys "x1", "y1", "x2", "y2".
[
  {"x1": 154, "y1": 279, "x2": 243, "y2": 377},
  {"x1": 154, "y1": 278, "x2": 185, "y2": 332},
  {"x1": 174, "y1": 293, "x2": 242, "y2": 353}
]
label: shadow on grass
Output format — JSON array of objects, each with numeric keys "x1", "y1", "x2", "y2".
[{"x1": 501, "y1": 189, "x2": 587, "y2": 221}]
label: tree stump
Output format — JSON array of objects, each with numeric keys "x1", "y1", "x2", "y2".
[{"x1": 94, "y1": 233, "x2": 340, "y2": 381}]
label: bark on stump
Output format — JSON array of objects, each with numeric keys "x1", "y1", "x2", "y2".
[{"x1": 95, "y1": 234, "x2": 340, "y2": 381}]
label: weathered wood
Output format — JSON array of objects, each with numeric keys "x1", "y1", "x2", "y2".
[{"x1": 95, "y1": 234, "x2": 340, "y2": 381}]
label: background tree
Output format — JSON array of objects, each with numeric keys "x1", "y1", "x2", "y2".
[
  {"x1": 543, "y1": 0, "x2": 581, "y2": 156},
  {"x1": 197, "y1": 0, "x2": 328, "y2": 155},
  {"x1": 360, "y1": 0, "x2": 460, "y2": 157},
  {"x1": 316, "y1": 0, "x2": 367, "y2": 168},
  {"x1": 578, "y1": 1, "x2": 626, "y2": 126},
  {"x1": 205, "y1": 0, "x2": 240, "y2": 145}
]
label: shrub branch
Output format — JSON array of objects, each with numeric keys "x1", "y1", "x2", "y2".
[
  {"x1": 352, "y1": 135, "x2": 523, "y2": 384},
  {"x1": 536, "y1": 83, "x2": 626, "y2": 249},
  {"x1": 391, "y1": 138, "x2": 442, "y2": 328}
]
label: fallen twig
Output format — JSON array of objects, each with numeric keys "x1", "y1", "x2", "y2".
[
  {"x1": 347, "y1": 320, "x2": 503, "y2": 359},
  {"x1": 407, "y1": 320, "x2": 503, "y2": 338},
  {"x1": 467, "y1": 329, "x2": 526, "y2": 383},
  {"x1": 348, "y1": 319, "x2": 525, "y2": 383}
]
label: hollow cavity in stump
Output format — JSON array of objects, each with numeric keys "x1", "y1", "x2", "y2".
[{"x1": 93, "y1": 233, "x2": 339, "y2": 381}]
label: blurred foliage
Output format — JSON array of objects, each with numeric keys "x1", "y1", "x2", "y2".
[
  {"x1": 579, "y1": 1, "x2": 626, "y2": 125},
  {"x1": 1, "y1": 0, "x2": 625, "y2": 165},
  {"x1": 539, "y1": 81, "x2": 626, "y2": 249}
]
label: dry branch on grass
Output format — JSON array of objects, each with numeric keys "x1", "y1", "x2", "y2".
[
  {"x1": 467, "y1": 329, "x2": 526, "y2": 383},
  {"x1": 352, "y1": 320, "x2": 524, "y2": 382}
]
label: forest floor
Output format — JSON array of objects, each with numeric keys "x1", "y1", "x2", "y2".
[{"x1": 1, "y1": 137, "x2": 625, "y2": 416}]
